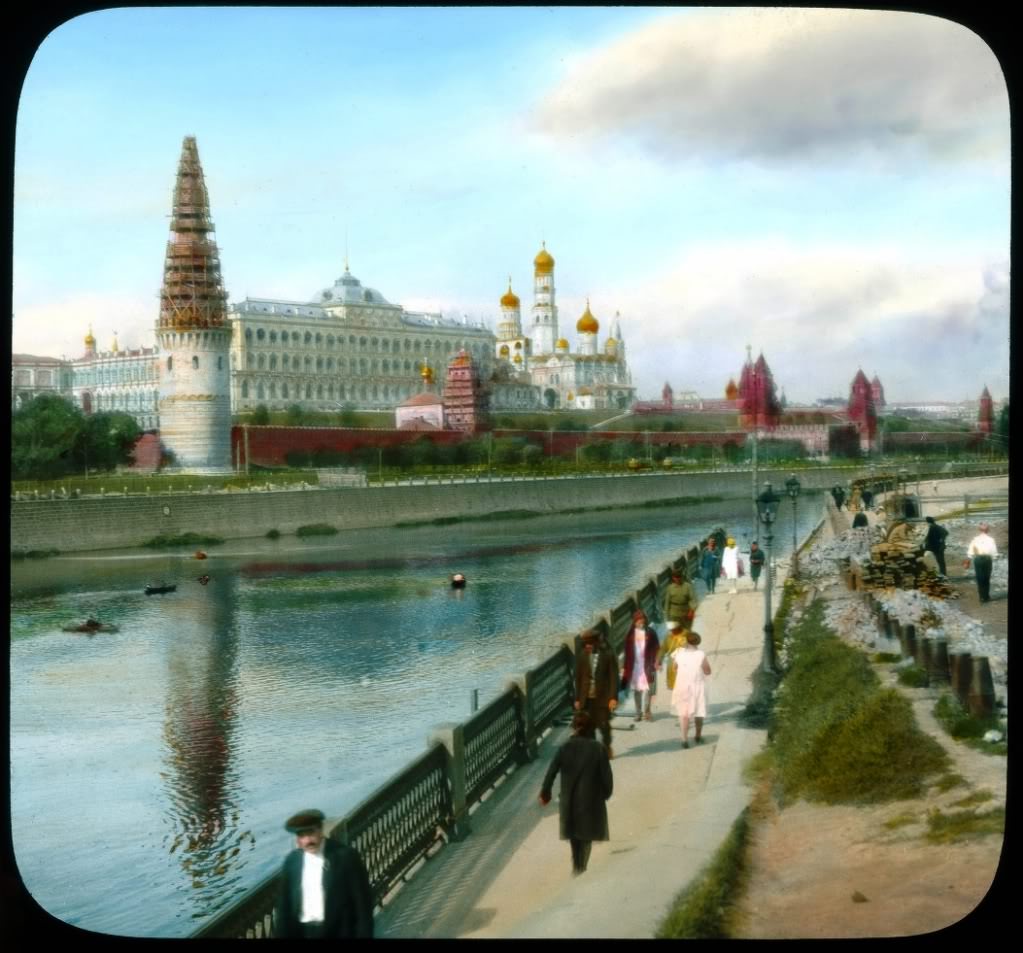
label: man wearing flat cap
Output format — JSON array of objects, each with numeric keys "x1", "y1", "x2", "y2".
[
  {"x1": 574, "y1": 628, "x2": 619, "y2": 758},
  {"x1": 274, "y1": 809, "x2": 374, "y2": 938}
]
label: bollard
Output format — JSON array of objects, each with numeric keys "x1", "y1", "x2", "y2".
[
  {"x1": 928, "y1": 638, "x2": 950, "y2": 685},
  {"x1": 917, "y1": 636, "x2": 933, "y2": 679},
  {"x1": 967, "y1": 657, "x2": 995, "y2": 719},
  {"x1": 949, "y1": 653, "x2": 973, "y2": 708},
  {"x1": 470, "y1": 688, "x2": 479, "y2": 714},
  {"x1": 902, "y1": 623, "x2": 916, "y2": 662}
]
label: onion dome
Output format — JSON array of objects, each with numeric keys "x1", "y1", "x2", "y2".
[
  {"x1": 514, "y1": 340, "x2": 523, "y2": 349},
  {"x1": 513, "y1": 353, "x2": 523, "y2": 364},
  {"x1": 499, "y1": 344, "x2": 510, "y2": 357},
  {"x1": 534, "y1": 242, "x2": 554, "y2": 275},
  {"x1": 84, "y1": 325, "x2": 96, "y2": 349},
  {"x1": 576, "y1": 300, "x2": 599, "y2": 334},
  {"x1": 725, "y1": 378, "x2": 739, "y2": 400},
  {"x1": 420, "y1": 362, "x2": 434, "y2": 383},
  {"x1": 556, "y1": 337, "x2": 570, "y2": 351},
  {"x1": 500, "y1": 278, "x2": 520, "y2": 308}
]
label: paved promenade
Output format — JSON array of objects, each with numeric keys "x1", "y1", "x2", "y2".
[{"x1": 376, "y1": 573, "x2": 781, "y2": 938}]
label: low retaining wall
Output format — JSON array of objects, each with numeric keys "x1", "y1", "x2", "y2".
[{"x1": 11, "y1": 466, "x2": 865, "y2": 555}]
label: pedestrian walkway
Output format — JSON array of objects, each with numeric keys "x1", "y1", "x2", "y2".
[{"x1": 376, "y1": 573, "x2": 781, "y2": 938}]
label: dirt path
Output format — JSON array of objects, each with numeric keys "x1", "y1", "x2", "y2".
[{"x1": 733, "y1": 586, "x2": 1007, "y2": 939}]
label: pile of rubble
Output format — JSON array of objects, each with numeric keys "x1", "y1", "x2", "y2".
[{"x1": 798, "y1": 525, "x2": 883, "y2": 579}]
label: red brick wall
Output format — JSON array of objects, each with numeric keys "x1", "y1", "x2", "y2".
[{"x1": 129, "y1": 433, "x2": 162, "y2": 471}]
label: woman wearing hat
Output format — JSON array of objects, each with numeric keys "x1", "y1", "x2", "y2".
[
  {"x1": 670, "y1": 631, "x2": 712, "y2": 748},
  {"x1": 657, "y1": 620, "x2": 688, "y2": 693},
  {"x1": 622, "y1": 609, "x2": 660, "y2": 722},
  {"x1": 721, "y1": 536, "x2": 740, "y2": 594}
]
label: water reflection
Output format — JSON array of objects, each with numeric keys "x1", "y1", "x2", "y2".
[{"x1": 159, "y1": 575, "x2": 249, "y2": 920}]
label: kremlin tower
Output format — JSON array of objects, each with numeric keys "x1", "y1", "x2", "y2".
[
  {"x1": 530, "y1": 242, "x2": 558, "y2": 355},
  {"x1": 977, "y1": 385, "x2": 994, "y2": 434},
  {"x1": 737, "y1": 347, "x2": 781, "y2": 429},
  {"x1": 495, "y1": 278, "x2": 531, "y2": 366},
  {"x1": 156, "y1": 136, "x2": 232, "y2": 472},
  {"x1": 443, "y1": 349, "x2": 488, "y2": 432},
  {"x1": 847, "y1": 368, "x2": 878, "y2": 451},
  {"x1": 871, "y1": 373, "x2": 886, "y2": 410}
]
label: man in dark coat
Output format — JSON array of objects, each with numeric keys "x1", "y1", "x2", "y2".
[
  {"x1": 700, "y1": 538, "x2": 720, "y2": 594},
  {"x1": 274, "y1": 809, "x2": 375, "y2": 939},
  {"x1": 923, "y1": 516, "x2": 949, "y2": 576},
  {"x1": 663, "y1": 570, "x2": 698, "y2": 627},
  {"x1": 748, "y1": 541, "x2": 765, "y2": 591},
  {"x1": 539, "y1": 710, "x2": 613, "y2": 875},
  {"x1": 574, "y1": 628, "x2": 619, "y2": 758}
]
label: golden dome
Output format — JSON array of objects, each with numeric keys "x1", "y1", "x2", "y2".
[
  {"x1": 534, "y1": 242, "x2": 554, "y2": 275},
  {"x1": 513, "y1": 353, "x2": 523, "y2": 364},
  {"x1": 420, "y1": 362, "x2": 434, "y2": 381},
  {"x1": 576, "y1": 300, "x2": 599, "y2": 334},
  {"x1": 84, "y1": 325, "x2": 96, "y2": 347},
  {"x1": 567, "y1": 391, "x2": 574, "y2": 401},
  {"x1": 499, "y1": 344, "x2": 510, "y2": 356},
  {"x1": 500, "y1": 278, "x2": 520, "y2": 309},
  {"x1": 556, "y1": 337, "x2": 569, "y2": 350},
  {"x1": 514, "y1": 340, "x2": 523, "y2": 349}
]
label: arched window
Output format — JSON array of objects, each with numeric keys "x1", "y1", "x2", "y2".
[
  {"x1": 382, "y1": 359, "x2": 389, "y2": 373},
  {"x1": 270, "y1": 382, "x2": 277, "y2": 398},
  {"x1": 245, "y1": 328, "x2": 253, "y2": 342},
  {"x1": 327, "y1": 335, "x2": 334, "y2": 348},
  {"x1": 349, "y1": 334, "x2": 356, "y2": 346},
  {"x1": 270, "y1": 355, "x2": 277, "y2": 370},
  {"x1": 257, "y1": 382, "x2": 265, "y2": 399},
  {"x1": 328, "y1": 383, "x2": 334, "y2": 398},
  {"x1": 316, "y1": 357, "x2": 323, "y2": 371},
  {"x1": 371, "y1": 360, "x2": 378, "y2": 373},
  {"x1": 247, "y1": 352, "x2": 254, "y2": 367},
  {"x1": 304, "y1": 331, "x2": 312, "y2": 345},
  {"x1": 256, "y1": 328, "x2": 265, "y2": 342},
  {"x1": 242, "y1": 380, "x2": 249, "y2": 398},
  {"x1": 167, "y1": 356, "x2": 173, "y2": 371},
  {"x1": 269, "y1": 330, "x2": 277, "y2": 343},
  {"x1": 282, "y1": 382, "x2": 289, "y2": 398},
  {"x1": 282, "y1": 354, "x2": 289, "y2": 369},
  {"x1": 404, "y1": 339, "x2": 411, "y2": 351},
  {"x1": 317, "y1": 384, "x2": 323, "y2": 399},
  {"x1": 315, "y1": 333, "x2": 322, "y2": 345},
  {"x1": 326, "y1": 357, "x2": 334, "y2": 370},
  {"x1": 305, "y1": 384, "x2": 312, "y2": 399},
  {"x1": 359, "y1": 358, "x2": 367, "y2": 373},
  {"x1": 258, "y1": 354, "x2": 266, "y2": 369},
  {"x1": 304, "y1": 356, "x2": 312, "y2": 370},
  {"x1": 339, "y1": 384, "x2": 346, "y2": 399}
]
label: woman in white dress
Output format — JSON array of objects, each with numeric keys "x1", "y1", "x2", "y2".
[
  {"x1": 670, "y1": 631, "x2": 712, "y2": 748},
  {"x1": 721, "y1": 537, "x2": 739, "y2": 593}
]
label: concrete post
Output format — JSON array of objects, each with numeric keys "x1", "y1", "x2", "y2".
[
  {"x1": 967, "y1": 658, "x2": 995, "y2": 719},
  {"x1": 505, "y1": 674, "x2": 536, "y2": 763},
  {"x1": 949, "y1": 652, "x2": 973, "y2": 708},
  {"x1": 428, "y1": 723, "x2": 471, "y2": 840},
  {"x1": 928, "y1": 639, "x2": 950, "y2": 685},
  {"x1": 902, "y1": 623, "x2": 916, "y2": 661},
  {"x1": 918, "y1": 636, "x2": 933, "y2": 679}
]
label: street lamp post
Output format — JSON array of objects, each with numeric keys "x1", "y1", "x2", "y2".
[
  {"x1": 755, "y1": 481, "x2": 782, "y2": 675},
  {"x1": 785, "y1": 473, "x2": 801, "y2": 575}
]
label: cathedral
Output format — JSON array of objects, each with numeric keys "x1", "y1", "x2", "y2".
[{"x1": 493, "y1": 244, "x2": 635, "y2": 410}]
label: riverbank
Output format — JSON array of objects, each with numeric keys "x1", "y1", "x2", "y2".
[{"x1": 10, "y1": 465, "x2": 866, "y2": 554}]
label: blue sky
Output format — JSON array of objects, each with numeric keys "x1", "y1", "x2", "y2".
[{"x1": 13, "y1": 7, "x2": 1010, "y2": 403}]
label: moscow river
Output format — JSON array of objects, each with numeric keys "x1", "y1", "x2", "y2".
[{"x1": 10, "y1": 496, "x2": 822, "y2": 937}]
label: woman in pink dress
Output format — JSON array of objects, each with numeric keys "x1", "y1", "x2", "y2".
[{"x1": 670, "y1": 631, "x2": 712, "y2": 748}]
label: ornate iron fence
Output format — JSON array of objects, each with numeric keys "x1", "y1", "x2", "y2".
[
  {"x1": 528, "y1": 647, "x2": 575, "y2": 735},
  {"x1": 462, "y1": 690, "x2": 524, "y2": 807}
]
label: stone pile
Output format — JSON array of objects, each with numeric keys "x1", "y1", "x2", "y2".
[{"x1": 799, "y1": 526, "x2": 884, "y2": 579}]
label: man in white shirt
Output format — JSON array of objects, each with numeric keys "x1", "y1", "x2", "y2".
[
  {"x1": 965, "y1": 523, "x2": 998, "y2": 603},
  {"x1": 274, "y1": 808, "x2": 374, "y2": 938}
]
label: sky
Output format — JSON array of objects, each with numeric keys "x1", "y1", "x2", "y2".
[{"x1": 12, "y1": 6, "x2": 1011, "y2": 404}]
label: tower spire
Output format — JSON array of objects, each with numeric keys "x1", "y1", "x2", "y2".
[{"x1": 159, "y1": 136, "x2": 227, "y2": 331}]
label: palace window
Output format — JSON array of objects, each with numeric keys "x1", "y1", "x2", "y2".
[
  {"x1": 245, "y1": 328, "x2": 253, "y2": 342},
  {"x1": 305, "y1": 332, "x2": 313, "y2": 345},
  {"x1": 167, "y1": 357, "x2": 173, "y2": 371},
  {"x1": 304, "y1": 356, "x2": 312, "y2": 370},
  {"x1": 270, "y1": 355, "x2": 277, "y2": 370},
  {"x1": 269, "y1": 331, "x2": 277, "y2": 344},
  {"x1": 257, "y1": 328, "x2": 265, "y2": 342},
  {"x1": 282, "y1": 382, "x2": 289, "y2": 398},
  {"x1": 258, "y1": 354, "x2": 266, "y2": 369},
  {"x1": 316, "y1": 357, "x2": 323, "y2": 371}
]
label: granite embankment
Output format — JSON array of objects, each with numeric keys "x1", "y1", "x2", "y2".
[{"x1": 11, "y1": 466, "x2": 867, "y2": 555}]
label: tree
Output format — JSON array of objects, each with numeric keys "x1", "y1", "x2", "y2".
[
  {"x1": 996, "y1": 403, "x2": 1009, "y2": 454},
  {"x1": 75, "y1": 411, "x2": 141, "y2": 472},
  {"x1": 12, "y1": 394, "x2": 84, "y2": 479},
  {"x1": 285, "y1": 404, "x2": 306, "y2": 426},
  {"x1": 251, "y1": 404, "x2": 271, "y2": 425},
  {"x1": 338, "y1": 403, "x2": 359, "y2": 427}
]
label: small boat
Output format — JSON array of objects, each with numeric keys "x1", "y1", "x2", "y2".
[
  {"x1": 63, "y1": 619, "x2": 119, "y2": 634},
  {"x1": 144, "y1": 583, "x2": 178, "y2": 595},
  {"x1": 450, "y1": 573, "x2": 467, "y2": 589},
  {"x1": 195, "y1": 550, "x2": 208, "y2": 560}
]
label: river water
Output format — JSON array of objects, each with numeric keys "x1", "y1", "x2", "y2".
[{"x1": 10, "y1": 496, "x2": 822, "y2": 937}]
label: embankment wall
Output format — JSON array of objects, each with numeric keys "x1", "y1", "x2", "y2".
[{"x1": 11, "y1": 466, "x2": 869, "y2": 554}]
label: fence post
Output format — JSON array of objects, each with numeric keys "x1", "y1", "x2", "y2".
[
  {"x1": 967, "y1": 658, "x2": 995, "y2": 718},
  {"x1": 901, "y1": 623, "x2": 915, "y2": 661},
  {"x1": 949, "y1": 652, "x2": 973, "y2": 708},
  {"x1": 505, "y1": 673, "x2": 536, "y2": 763},
  {"x1": 428, "y1": 723, "x2": 471, "y2": 841},
  {"x1": 928, "y1": 638, "x2": 950, "y2": 685}
]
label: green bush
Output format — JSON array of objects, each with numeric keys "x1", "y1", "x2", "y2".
[
  {"x1": 296, "y1": 523, "x2": 338, "y2": 537},
  {"x1": 144, "y1": 532, "x2": 225, "y2": 549},
  {"x1": 897, "y1": 665, "x2": 930, "y2": 688},
  {"x1": 265, "y1": 529, "x2": 281, "y2": 539},
  {"x1": 933, "y1": 694, "x2": 1006, "y2": 753}
]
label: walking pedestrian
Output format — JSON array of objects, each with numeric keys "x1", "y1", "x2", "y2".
[
  {"x1": 574, "y1": 628, "x2": 619, "y2": 758},
  {"x1": 923, "y1": 516, "x2": 949, "y2": 576},
  {"x1": 670, "y1": 631, "x2": 711, "y2": 749},
  {"x1": 663, "y1": 569, "x2": 698, "y2": 628},
  {"x1": 273, "y1": 809, "x2": 375, "y2": 939},
  {"x1": 721, "y1": 537, "x2": 740, "y2": 593},
  {"x1": 964, "y1": 522, "x2": 998, "y2": 603},
  {"x1": 538, "y1": 710, "x2": 613, "y2": 876},
  {"x1": 657, "y1": 620, "x2": 688, "y2": 692},
  {"x1": 622, "y1": 609, "x2": 659, "y2": 722},
  {"x1": 748, "y1": 541, "x2": 765, "y2": 591},
  {"x1": 700, "y1": 538, "x2": 720, "y2": 594}
]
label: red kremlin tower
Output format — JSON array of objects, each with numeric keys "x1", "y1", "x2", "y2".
[
  {"x1": 738, "y1": 348, "x2": 781, "y2": 429},
  {"x1": 977, "y1": 385, "x2": 995, "y2": 434},
  {"x1": 443, "y1": 349, "x2": 489, "y2": 433},
  {"x1": 847, "y1": 369, "x2": 878, "y2": 451},
  {"x1": 870, "y1": 373, "x2": 886, "y2": 410},
  {"x1": 662, "y1": 382, "x2": 674, "y2": 409}
]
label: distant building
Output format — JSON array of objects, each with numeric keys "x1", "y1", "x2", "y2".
[
  {"x1": 977, "y1": 385, "x2": 995, "y2": 434},
  {"x1": 846, "y1": 368, "x2": 878, "y2": 452},
  {"x1": 71, "y1": 329, "x2": 160, "y2": 430},
  {"x1": 12, "y1": 353, "x2": 72, "y2": 409},
  {"x1": 493, "y1": 245, "x2": 634, "y2": 410},
  {"x1": 396, "y1": 364, "x2": 445, "y2": 430}
]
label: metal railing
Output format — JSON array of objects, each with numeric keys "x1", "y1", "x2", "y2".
[{"x1": 188, "y1": 533, "x2": 784, "y2": 938}]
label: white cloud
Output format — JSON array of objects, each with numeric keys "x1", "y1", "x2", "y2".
[
  {"x1": 531, "y1": 9, "x2": 1008, "y2": 167},
  {"x1": 584, "y1": 239, "x2": 1009, "y2": 403}
]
